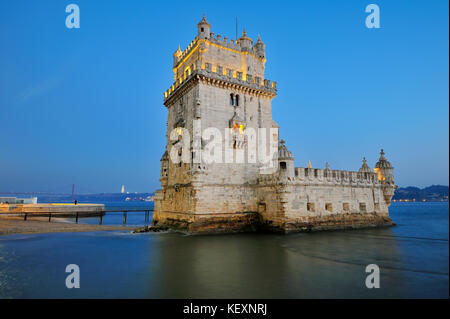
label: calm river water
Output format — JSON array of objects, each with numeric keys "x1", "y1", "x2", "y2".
[{"x1": 0, "y1": 202, "x2": 448, "y2": 298}]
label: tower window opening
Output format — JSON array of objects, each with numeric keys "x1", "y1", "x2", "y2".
[
  {"x1": 280, "y1": 162, "x2": 287, "y2": 169},
  {"x1": 201, "y1": 27, "x2": 204, "y2": 32},
  {"x1": 359, "y1": 203, "x2": 367, "y2": 213},
  {"x1": 230, "y1": 94, "x2": 234, "y2": 106},
  {"x1": 235, "y1": 95, "x2": 239, "y2": 106}
]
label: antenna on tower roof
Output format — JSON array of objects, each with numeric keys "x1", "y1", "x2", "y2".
[{"x1": 235, "y1": 17, "x2": 238, "y2": 43}]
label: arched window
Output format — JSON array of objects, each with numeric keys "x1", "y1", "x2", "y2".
[
  {"x1": 235, "y1": 95, "x2": 239, "y2": 106},
  {"x1": 230, "y1": 94, "x2": 234, "y2": 106}
]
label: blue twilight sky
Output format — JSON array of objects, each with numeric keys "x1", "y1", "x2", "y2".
[{"x1": 0, "y1": 0, "x2": 448, "y2": 193}]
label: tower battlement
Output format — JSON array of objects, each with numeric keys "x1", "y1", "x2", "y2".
[
  {"x1": 170, "y1": 15, "x2": 269, "y2": 94},
  {"x1": 258, "y1": 167, "x2": 381, "y2": 186}
]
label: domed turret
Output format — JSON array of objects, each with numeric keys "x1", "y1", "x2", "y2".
[
  {"x1": 161, "y1": 150, "x2": 169, "y2": 161},
  {"x1": 358, "y1": 157, "x2": 372, "y2": 173},
  {"x1": 238, "y1": 29, "x2": 253, "y2": 52},
  {"x1": 374, "y1": 149, "x2": 394, "y2": 184},
  {"x1": 374, "y1": 149, "x2": 396, "y2": 205},
  {"x1": 160, "y1": 150, "x2": 169, "y2": 185},
  {"x1": 278, "y1": 139, "x2": 294, "y2": 160},
  {"x1": 278, "y1": 139, "x2": 294, "y2": 178},
  {"x1": 197, "y1": 14, "x2": 211, "y2": 39},
  {"x1": 254, "y1": 34, "x2": 265, "y2": 59},
  {"x1": 173, "y1": 45, "x2": 182, "y2": 66},
  {"x1": 375, "y1": 149, "x2": 392, "y2": 169}
]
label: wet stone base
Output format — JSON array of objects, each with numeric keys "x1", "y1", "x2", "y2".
[
  {"x1": 282, "y1": 213, "x2": 396, "y2": 233},
  {"x1": 146, "y1": 212, "x2": 261, "y2": 235},
  {"x1": 138, "y1": 212, "x2": 395, "y2": 235}
]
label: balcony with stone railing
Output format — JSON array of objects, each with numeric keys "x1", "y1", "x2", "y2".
[{"x1": 164, "y1": 60, "x2": 277, "y2": 102}]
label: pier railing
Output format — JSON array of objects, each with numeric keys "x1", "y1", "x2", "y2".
[{"x1": 0, "y1": 206, "x2": 154, "y2": 226}]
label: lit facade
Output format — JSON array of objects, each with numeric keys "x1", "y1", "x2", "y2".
[{"x1": 153, "y1": 16, "x2": 397, "y2": 233}]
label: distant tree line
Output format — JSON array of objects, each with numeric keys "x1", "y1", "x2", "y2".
[{"x1": 393, "y1": 185, "x2": 449, "y2": 201}]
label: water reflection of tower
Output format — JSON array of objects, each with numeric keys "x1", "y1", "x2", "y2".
[
  {"x1": 148, "y1": 235, "x2": 291, "y2": 298},
  {"x1": 121, "y1": 185, "x2": 125, "y2": 194}
]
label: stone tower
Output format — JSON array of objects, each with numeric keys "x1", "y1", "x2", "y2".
[
  {"x1": 154, "y1": 15, "x2": 278, "y2": 232},
  {"x1": 153, "y1": 16, "x2": 396, "y2": 234}
]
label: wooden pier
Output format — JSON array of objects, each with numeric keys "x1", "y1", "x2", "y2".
[{"x1": 0, "y1": 204, "x2": 153, "y2": 225}]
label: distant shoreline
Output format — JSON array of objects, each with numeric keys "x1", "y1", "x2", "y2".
[{"x1": 392, "y1": 200, "x2": 449, "y2": 203}]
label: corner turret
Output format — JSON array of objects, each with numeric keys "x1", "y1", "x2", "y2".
[
  {"x1": 160, "y1": 150, "x2": 169, "y2": 187},
  {"x1": 278, "y1": 139, "x2": 295, "y2": 178},
  {"x1": 374, "y1": 149, "x2": 396, "y2": 205},
  {"x1": 173, "y1": 45, "x2": 182, "y2": 67},
  {"x1": 374, "y1": 149, "x2": 394, "y2": 184},
  {"x1": 358, "y1": 157, "x2": 372, "y2": 173},
  {"x1": 254, "y1": 34, "x2": 265, "y2": 59},
  {"x1": 238, "y1": 29, "x2": 253, "y2": 52},
  {"x1": 197, "y1": 14, "x2": 211, "y2": 39}
]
